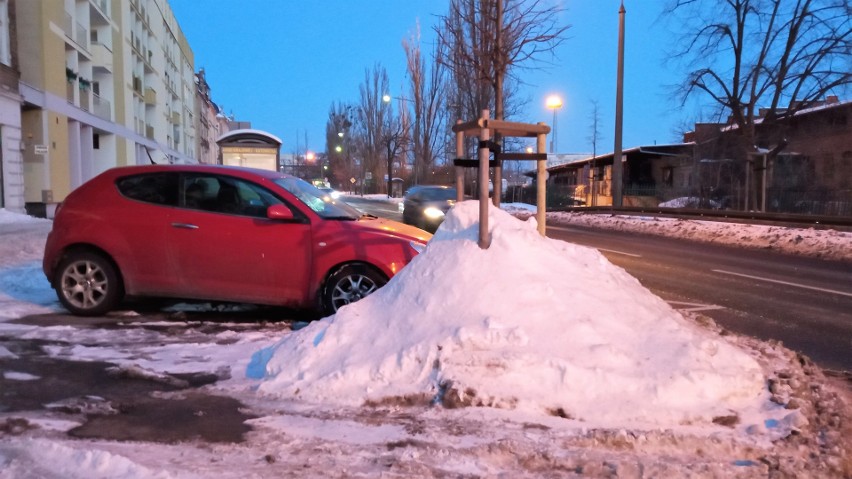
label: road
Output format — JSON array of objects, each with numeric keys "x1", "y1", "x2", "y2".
[
  {"x1": 346, "y1": 195, "x2": 404, "y2": 222},
  {"x1": 345, "y1": 196, "x2": 852, "y2": 372}
]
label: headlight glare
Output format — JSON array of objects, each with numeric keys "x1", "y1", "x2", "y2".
[{"x1": 423, "y1": 207, "x2": 445, "y2": 219}]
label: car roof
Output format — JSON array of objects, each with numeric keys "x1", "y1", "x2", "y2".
[{"x1": 97, "y1": 164, "x2": 293, "y2": 181}]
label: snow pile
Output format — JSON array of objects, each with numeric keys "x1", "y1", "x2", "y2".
[
  {"x1": 251, "y1": 201, "x2": 770, "y2": 428},
  {"x1": 547, "y1": 211, "x2": 852, "y2": 262},
  {"x1": 659, "y1": 197, "x2": 721, "y2": 209},
  {"x1": 0, "y1": 438, "x2": 186, "y2": 479},
  {"x1": 0, "y1": 209, "x2": 56, "y2": 321},
  {"x1": 0, "y1": 209, "x2": 52, "y2": 268}
]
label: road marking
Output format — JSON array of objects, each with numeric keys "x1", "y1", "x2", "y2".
[
  {"x1": 667, "y1": 301, "x2": 726, "y2": 312},
  {"x1": 713, "y1": 269, "x2": 852, "y2": 298},
  {"x1": 597, "y1": 248, "x2": 642, "y2": 258}
]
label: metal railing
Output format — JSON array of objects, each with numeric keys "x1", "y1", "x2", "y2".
[
  {"x1": 64, "y1": 12, "x2": 73, "y2": 36},
  {"x1": 543, "y1": 182, "x2": 852, "y2": 217},
  {"x1": 75, "y1": 21, "x2": 88, "y2": 49}
]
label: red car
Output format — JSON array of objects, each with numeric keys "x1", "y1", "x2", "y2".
[{"x1": 43, "y1": 164, "x2": 431, "y2": 316}]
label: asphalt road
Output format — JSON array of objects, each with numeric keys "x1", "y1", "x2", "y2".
[
  {"x1": 345, "y1": 196, "x2": 403, "y2": 222},
  {"x1": 547, "y1": 224, "x2": 852, "y2": 373},
  {"x1": 345, "y1": 197, "x2": 852, "y2": 372}
]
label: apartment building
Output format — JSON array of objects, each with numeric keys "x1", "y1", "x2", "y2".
[
  {"x1": 17, "y1": 0, "x2": 197, "y2": 217},
  {"x1": 195, "y1": 67, "x2": 222, "y2": 165}
]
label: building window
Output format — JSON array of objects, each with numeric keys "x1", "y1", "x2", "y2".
[
  {"x1": 93, "y1": 134, "x2": 100, "y2": 149},
  {"x1": 0, "y1": 0, "x2": 10, "y2": 66}
]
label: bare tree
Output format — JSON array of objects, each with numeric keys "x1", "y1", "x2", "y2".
[
  {"x1": 383, "y1": 102, "x2": 409, "y2": 197},
  {"x1": 325, "y1": 102, "x2": 354, "y2": 189},
  {"x1": 586, "y1": 100, "x2": 605, "y2": 206},
  {"x1": 665, "y1": 0, "x2": 851, "y2": 209},
  {"x1": 587, "y1": 100, "x2": 604, "y2": 159},
  {"x1": 404, "y1": 25, "x2": 449, "y2": 185},
  {"x1": 435, "y1": 0, "x2": 569, "y2": 123},
  {"x1": 352, "y1": 65, "x2": 392, "y2": 194},
  {"x1": 349, "y1": 64, "x2": 410, "y2": 195}
]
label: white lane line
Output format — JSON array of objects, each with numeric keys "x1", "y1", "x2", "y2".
[
  {"x1": 713, "y1": 269, "x2": 852, "y2": 298},
  {"x1": 667, "y1": 301, "x2": 726, "y2": 312},
  {"x1": 597, "y1": 248, "x2": 642, "y2": 258}
]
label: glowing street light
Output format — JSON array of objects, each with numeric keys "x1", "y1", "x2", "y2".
[{"x1": 545, "y1": 94, "x2": 563, "y2": 153}]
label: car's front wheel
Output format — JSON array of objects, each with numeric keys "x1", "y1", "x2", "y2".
[
  {"x1": 322, "y1": 264, "x2": 387, "y2": 314},
  {"x1": 54, "y1": 251, "x2": 123, "y2": 316}
]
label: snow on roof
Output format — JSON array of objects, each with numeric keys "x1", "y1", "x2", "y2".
[
  {"x1": 719, "y1": 99, "x2": 851, "y2": 133},
  {"x1": 216, "y1": 129, "x2": 283, "y2": 145}
]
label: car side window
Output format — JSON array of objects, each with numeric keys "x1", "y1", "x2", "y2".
[
  {"x1": 116, "y1": 173, "x2": 178, "y2": 206},
  {"x1": 180, "y1": 174, "x2": 294, "y2": 219}
]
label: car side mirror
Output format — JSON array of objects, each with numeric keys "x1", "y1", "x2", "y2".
[{"x1": 267, "y1": 204, "x2": 295, "y2": 221}]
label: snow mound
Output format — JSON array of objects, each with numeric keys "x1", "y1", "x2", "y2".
[{"x1": 250, "y1": 201, "x2": 768, "y2": 428}]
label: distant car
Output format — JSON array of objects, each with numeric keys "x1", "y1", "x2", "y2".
[
  {"x1": 401, "y1": 185, "x2": 457, "y2": 232},
  {"x1": 43, "y1": 164, "x2": 431, "y2": 317},
  {"x1": 318, "y1": 187, "x2": 342, "y2": 200}
]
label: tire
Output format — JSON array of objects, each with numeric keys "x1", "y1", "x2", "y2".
[
  {"x1": 322, "y1": 264, "x2": 387, "y2": 315},
  {"x1": 54, "y1": 251, "x2": 123, "y2": 316}
]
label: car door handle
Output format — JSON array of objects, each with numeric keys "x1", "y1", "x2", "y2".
[{"x1": 171, "y1": 222, "x2": 199, "y2": 230}]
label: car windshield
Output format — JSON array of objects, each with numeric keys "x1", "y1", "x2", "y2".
[
  {"x1": 274, "y1": 177, "x2": 362, "y2": 220},
  {"x1": 421, "y1": 188, "x2": 456, "y2": 201}
]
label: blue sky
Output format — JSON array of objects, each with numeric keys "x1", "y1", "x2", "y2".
[{"x1": 168, "y1": 1, "x2": 689, "y2": 157}]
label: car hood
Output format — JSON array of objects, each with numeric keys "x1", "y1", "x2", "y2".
[{"x1": 356, "y1": 216, "x2": 432, "y2": 243}]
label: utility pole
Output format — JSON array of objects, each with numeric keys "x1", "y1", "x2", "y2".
[{"x1": 612, "y1": 1, "x2": 626, "y2": 207}]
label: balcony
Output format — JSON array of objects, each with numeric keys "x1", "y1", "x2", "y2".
[
  {"x1": 144, "y1": 87, "x2": 156, "y2": 105},
  {"x1": 92, "y1": 0, "x2": 110, "y2": 19},
  {"x1": 91, "y1": 42, "x2": 112, "y2": 73},
  {"x1": 79, "y1": 88, "x2": 90, "y2": 111},
  {"x1": 75, "y1": 21, "x2": 88, "y2": 50},
  {"x1": 92, "y1": 93, "x2": 111, "y2": 121},
  {"x1": 64, "y1": 12, "x2": 73, "y2": 38}
]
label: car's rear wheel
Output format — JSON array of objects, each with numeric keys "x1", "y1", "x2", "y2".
[
  {"x1": 54, "y1": 252, "x2": 122, "y2": 316},
  {"x1": 322, "y1": 264, "x2": 387, "y2": 314}
]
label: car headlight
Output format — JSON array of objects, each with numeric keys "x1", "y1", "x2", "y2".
[
  {"x1": 423, "y1": 207, "x2": 445, "y2": 219},
  {"x1": 330, "y1": 191, "x2": 342, "y2": 199}
]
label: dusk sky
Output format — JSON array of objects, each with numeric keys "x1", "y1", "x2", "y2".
[{"x1": 168, "y1": 1, "x2": 690, "y2": 158}]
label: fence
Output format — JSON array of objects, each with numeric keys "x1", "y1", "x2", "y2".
[{"x1": 537, "y1": 183, "x2": 851, "y2": 216}]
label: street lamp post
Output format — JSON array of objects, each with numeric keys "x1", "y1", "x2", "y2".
[
  {"x1": 546, "y1": 95, "x2": 563, "y2": 154},
  {"x1": 382, "y1": 95, "x2": 394, "y2": 197}
]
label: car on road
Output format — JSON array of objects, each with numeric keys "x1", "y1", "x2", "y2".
[
  {"x1": 400, "y1": 185, "x2": 457, "y2": 232},
  {"x1": 318, "y1": 187, "x2": 343, "y2": 200},
  {"x1": 43, "y1": 164, "x2": 431, "y2": 317}
]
